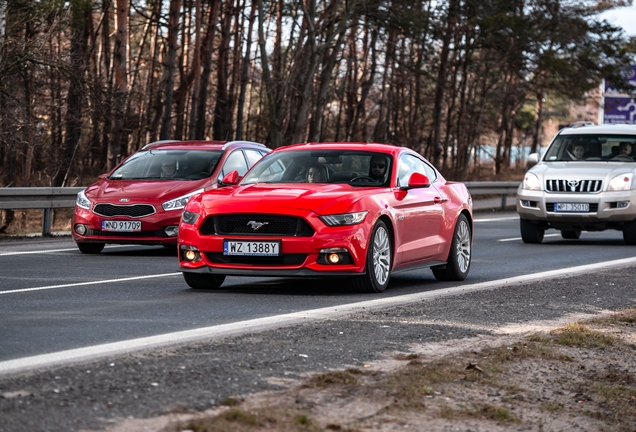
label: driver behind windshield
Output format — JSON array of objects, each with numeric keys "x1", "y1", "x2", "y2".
[{"x1": 369, "y1": 155, "x2": 387, "y2": 180}]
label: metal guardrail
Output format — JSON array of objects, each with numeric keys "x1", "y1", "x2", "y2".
[{"x1": 0, "y1": 182, "x2": 520, "y2": 236}]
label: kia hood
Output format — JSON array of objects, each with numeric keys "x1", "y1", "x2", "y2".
[{"x1": 85, "y1": 178, "x2": 208, "y2": 201}]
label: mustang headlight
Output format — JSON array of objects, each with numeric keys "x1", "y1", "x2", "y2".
[
  {"x1": 521, "y1": 172, "x2": 541, "y2": 191},
  {"x1": 162, "y1": 189, "x2": 204, "y2": 211},
  {"x1": 181, "y1": 210, "x2": 200, "y2": 225},
  {"x1": 76, "y1": 190, "x2": 92, "y2": 210},
  {"x1": 319, "y1": 211, "x2": 368, "y2": 227},
  {"x1": 608, "y1": 173, "x2": 634, "y2": 191}
]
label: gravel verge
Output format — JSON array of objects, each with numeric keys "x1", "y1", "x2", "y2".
[{"x1": 1, "y1": 265, "x2": 635, "y2": 432}]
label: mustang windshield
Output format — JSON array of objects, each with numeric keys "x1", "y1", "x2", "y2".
[
  {"x1": 241, "y1": 150, "x2": 393, "y2": 186},
  {"x1": 109, "y1": 150, "x2": 222, "y2": 180},
  {"x1": 544, "y1": 134, "x2": 636, "y2": 162}
]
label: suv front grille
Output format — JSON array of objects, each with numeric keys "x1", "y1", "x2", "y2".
[
  {"x1": 200, "y1": 214, "x2": 314, "y2": 236},
  {"x1": 93, "y1": 204, "x2": 156, "y2": 218},
  {"x1": 545, "y1": 179, "x2": 602, "y2": 193}
]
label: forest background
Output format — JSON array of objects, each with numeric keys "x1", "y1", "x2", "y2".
[{"x1": 1, "y1": 0, "x2": 636, "y2": 190}]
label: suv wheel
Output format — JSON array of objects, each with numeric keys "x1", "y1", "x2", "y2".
[
  {"x1": 623, "y1": 220, "x2": 636, "y2": 245},
  {"x1": 520, "y1": 219, "x2": 544, "y2": 244}
]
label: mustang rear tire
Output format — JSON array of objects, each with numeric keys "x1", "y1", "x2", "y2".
[
  {"x1": 183, "y1": 272, "x2": 226, "y2": 290},
  {"x1": 351, "y1": 220, "x2": 392, "y2": 293},
  {"x1": 77, "y1": 242, "x2": 105, "y2": 254},
  {"x1": 520, "y1": 218, "x2": 544, "y2": 244},
  {"x1": 433, "y1": 214, "x2": 471, "y2": 281},
  {"x1": 623, "y1": 219, "x2": 636, "y2": 245},
  {"x1": 561, "y1": 230, "x2": 581, "y2": 240}
]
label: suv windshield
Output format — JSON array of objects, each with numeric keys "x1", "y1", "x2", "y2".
[
  {"x1": 241, "y1": 150, "x2": 393, "y2": 187},
  {"x1": 109, "y1": 150, "x2": 223, "y2": 180},
  {"x1": 544, "y1": 134, "x2": 636, "y2": 162}
]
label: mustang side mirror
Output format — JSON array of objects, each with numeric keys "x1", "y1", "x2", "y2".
[
  {"x1": 219, "y1": 170, "x2": 241, "y2": 186},
  {"x1": 527, "y1": 153, "x2": 540, "y2": 167},
  {"x1": 402, "y1": 172, "x2": 430, "y2": 190}
]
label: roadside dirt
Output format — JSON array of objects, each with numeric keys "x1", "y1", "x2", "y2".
[{"x1": 100, "y1": 309, "x2": 636, "y2": 432}]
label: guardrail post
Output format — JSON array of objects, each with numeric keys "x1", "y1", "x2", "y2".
[
  {"x1": 500, "y1": 194, "x2": 507, "y2": 210},
  {"x1": 42, "y1": 208, "x2": 52, "y2": 236}
]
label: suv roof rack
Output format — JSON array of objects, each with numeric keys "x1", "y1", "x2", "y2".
[{"x1": 567, "y1": 121, "x2": 595, "y2": 128}]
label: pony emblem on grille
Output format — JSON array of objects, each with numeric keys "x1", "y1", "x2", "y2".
[{"x1": 247, "y1": 221, "x2": 269, "y2": 231}]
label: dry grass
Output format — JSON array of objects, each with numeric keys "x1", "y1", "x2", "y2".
[{"x1": 162, "y1": 310, "x2": 636, "y2": 432}]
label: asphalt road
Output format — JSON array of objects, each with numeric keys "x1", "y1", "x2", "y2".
[
  {"x1": 1, "y1": 212, "x2": 635, "y2": 363},
  {"x1": 1, "y1": 211, "x2": 636, "y2": 431}
]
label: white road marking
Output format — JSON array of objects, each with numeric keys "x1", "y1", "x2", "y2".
[
  {"x1": 474, "y1": 216, "x2": 519, "y2": 223},
  {"x1": 0, "y1": 273, "x2": 181, "y2": 295},
  {"x1": 498, "y1": 233, "x2": 561, "y2": 242},
  {"x1": 0, "y1": 244, "x2": 146, "y2": 257},
  {"x1": 2, "y1": 256, "x2": 636, "y2": 376}
]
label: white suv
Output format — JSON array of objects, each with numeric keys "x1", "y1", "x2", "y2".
[{"x1": 516, "y1": 124, "x2": 636, "y2": 244}]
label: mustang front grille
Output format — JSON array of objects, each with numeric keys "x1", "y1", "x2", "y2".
[
  {"x1": 199, "y1": 214, "x2": 314, "y2": 237},
  {"x1": 545, "y1": 179, "x2": 602, "y2": 193},
  {"x1": 93, "y1": 204, "x2": 156, "y2": 218},
  {"x1": 205, "y1": 253, "x2": 307, "y2": 266}
]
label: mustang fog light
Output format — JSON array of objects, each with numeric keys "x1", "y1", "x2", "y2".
[
  {"x1": 318, "y1": 248, "x2": 353, "y2": 265},
  {"x1": 165, "y1": 226, "x2": 179, "y2": 237},
  {"x1": 180, "y1": 245, "x2": 201, "y2": 262},
  {"x1": 75, "y1": 224, "x2": 87, "y2": 235}
]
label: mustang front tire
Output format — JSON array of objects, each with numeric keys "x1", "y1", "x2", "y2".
[
  {"x1": 352, "y1": 220, "x2": 392, "y2": 293},
  {"x1": 433, "y1": 214, "x2": 471, "y2": 281},
  {"x1": 183, "y1": 272, "x2": 226, "y2": 290}
]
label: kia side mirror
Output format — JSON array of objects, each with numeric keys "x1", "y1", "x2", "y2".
[{"x1": 219, "y1": 170, "x2": 241, "y2": 186}]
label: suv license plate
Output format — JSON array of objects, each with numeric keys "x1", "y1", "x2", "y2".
[
  {"x1": 224, "y1": 240, "x2": 281, "y2": 256},
  {"x1": 555, "y1": 203, "x2": 589, "y2": 212},
  {"x1": 102, "y1": 220, "x2": 142, "y2": 232}
]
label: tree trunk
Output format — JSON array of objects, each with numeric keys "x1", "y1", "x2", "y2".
[
  {"x1": 212, "y1": 0, "x2": 235, "y2": 140},
  {"x1": 159, "y1": 0, "x2": 181, "y2": 140},
  {"x1": 108, "y1": 0, "x2": 129, "y2": 170},
  {"x1": 236, "y1": 0, "x2": 256, "y2": 140}
]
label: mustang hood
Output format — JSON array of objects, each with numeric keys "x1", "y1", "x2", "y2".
[
  {"x1": 85, "y1": 178, "x2": 207, "y2": 201},
  {"x1": 201, "y1": 183, "x2": 373, "y2": 215}
]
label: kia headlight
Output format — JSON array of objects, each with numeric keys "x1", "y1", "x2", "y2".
[
  {"x1": 521, "y1": 172, "x2": 541, "y2": 191},
  {"x1": 76, "y1": 190, "x2": 92, "y2": 210},
  {"x1": 608, "y1": 173, "x2": 634, "y2": 191},
  {"x1": 319, "y1": 211, "x2": 368, "y2": 226},
  {"x1": 162, "y1": 189, "x2": 204, "y2": 211}
]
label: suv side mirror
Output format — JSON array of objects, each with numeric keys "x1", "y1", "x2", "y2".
[{"x1": 527, "y1": 153, "x2": 540, "y2": 167}]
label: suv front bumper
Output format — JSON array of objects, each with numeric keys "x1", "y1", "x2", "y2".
[{"x1": 516, "y1": 187, "x2": 636, "y2": 230}]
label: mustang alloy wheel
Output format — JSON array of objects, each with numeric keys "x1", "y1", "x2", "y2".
[
  {"x1": 433, "y1": 214, "x2": 471, "y2": 281},
  {"x1": 352, "y1": 220, "x2": 392, "y2": 293}
]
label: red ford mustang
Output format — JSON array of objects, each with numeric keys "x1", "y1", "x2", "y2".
[
  {"x1": 72, "y1": 140, "x2": 269, "y2": 253},
  {"x1": 178, "y1": 143, "x2": 473, "y2": 292}
]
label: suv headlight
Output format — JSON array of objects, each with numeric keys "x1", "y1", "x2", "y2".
[
  {"x1": 608, "y1": 173, "x2": 634, "y2": 191},
  {"x1": 319, "y1": 211, "x2": 368, "y2": 226},
  {"x1": 76, "y1": 190, "x2": 92, "y2": 210},
  {"x1": 162, "y1": 189, "x2": 204, "y2": 211},
  {"x1": 521, "y1": 172, "x2": 541, "y2": 190}
]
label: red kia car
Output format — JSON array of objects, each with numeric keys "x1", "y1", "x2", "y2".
[
  {"x1": 72, "y1": 140, "x2": 270, "y2": 253},
  {"x1": 178, "y1": 143, "x2": 473, "y2": 293}
]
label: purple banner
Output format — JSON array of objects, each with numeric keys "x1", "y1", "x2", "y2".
[
  {"x1": 604, "y1": 97, "x2": 636, "y2": 124},
  {"x1": 604, "y1": 65, "x2": 636, "y2": 95}
]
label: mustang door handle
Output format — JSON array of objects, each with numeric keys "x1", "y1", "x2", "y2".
[{"x1": 434, "y1": 196, "x2": 449, "y2": 204}]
